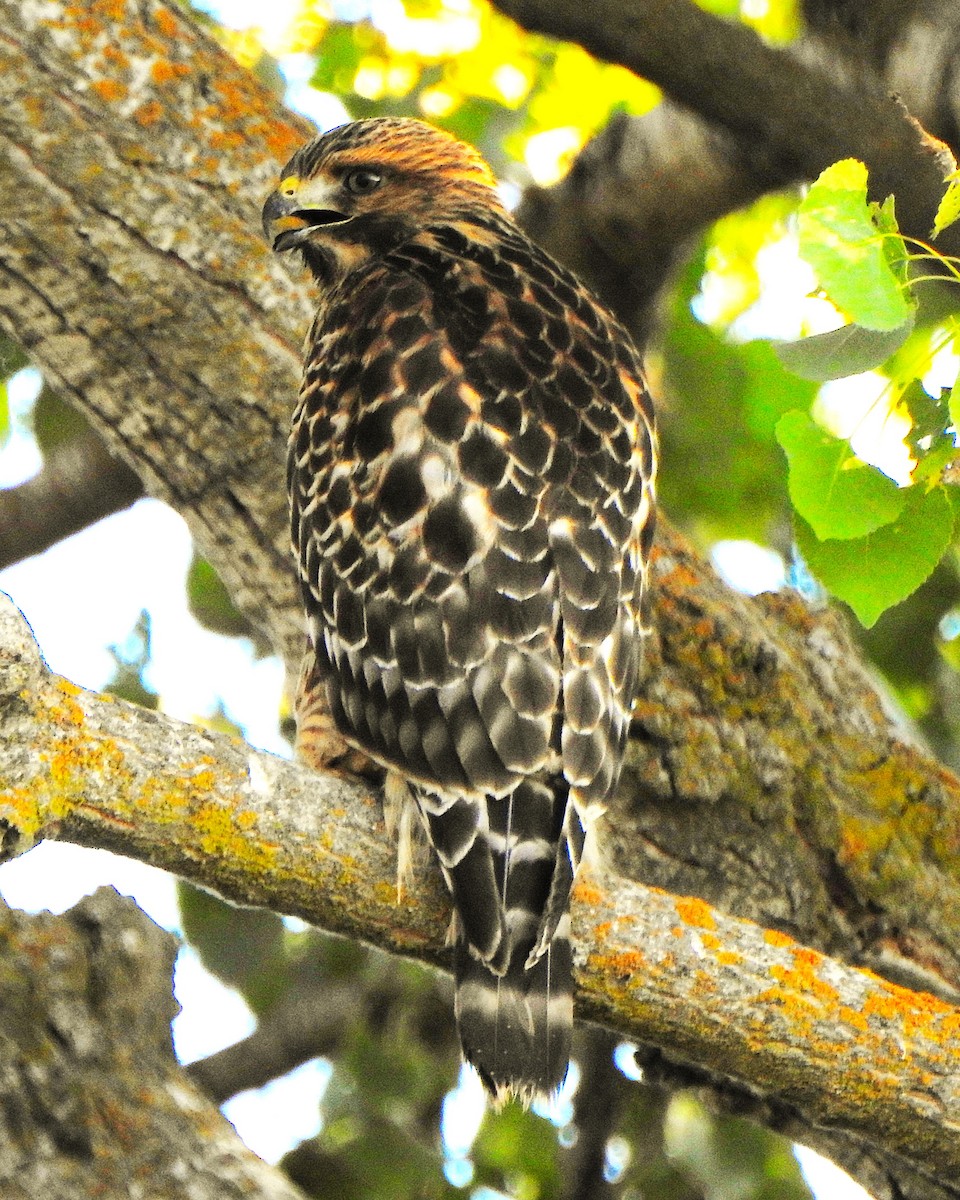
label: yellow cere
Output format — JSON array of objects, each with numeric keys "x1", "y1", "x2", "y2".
[{"x1": 280, "y1": 176, "x2": 300, "y2": 196}]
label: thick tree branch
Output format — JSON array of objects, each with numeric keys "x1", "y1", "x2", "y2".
[
  {"x1": 0, "y1": 885, "x2": 308, "y2": 1200},
  {"x1": 0, "y1": 0, "x2": 314, "y2": 664},
  {"x1": 2, "y1": 593, "x2": 960, "y2": 1198},
  {"x1": 494, "y1": 0, "x2": 955, "y2": 251}
]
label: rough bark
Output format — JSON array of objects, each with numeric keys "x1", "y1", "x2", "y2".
[
  {"x1": 3, "y1": 592, "x2": 960, "y2": 1198},
  {"x1": 0, "y1": 884, "x2": 308, "y2": 1200},
  {"x1": 0, "y1": 0, "x2": 314, "y2": 665},
  {"x1": 1, "y1": 0, "x2": 960, "y2": 1194}
]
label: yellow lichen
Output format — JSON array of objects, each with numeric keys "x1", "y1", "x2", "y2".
[{"x1": 763, "y1": 928, "x2": 795, "y2": 949}]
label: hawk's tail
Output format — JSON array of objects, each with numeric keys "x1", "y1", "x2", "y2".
[{"x1": 452, "y1": 777, "x2": 585, "y2": 1104}]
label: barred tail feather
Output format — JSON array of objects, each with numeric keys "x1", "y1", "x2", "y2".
[
  {"x1": 453, "y1": 776, "x2": 582, "y2": 1102},
  {"x1": 455, "y1": 918, "x2": 573, "y2": 1103}
]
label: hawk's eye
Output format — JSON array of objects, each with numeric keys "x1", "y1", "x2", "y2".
[{"x1": 344, "y1": 168, "x2": 383, "y2": 196}]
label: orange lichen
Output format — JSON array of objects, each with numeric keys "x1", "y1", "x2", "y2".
[
  {"x1": 91, "y1": 79, "x2": 127, "y2": 103},
  {"x1": 102, "y1": 44, "x2": 130, "y2": 67},
  {"x1": 657, "y1": 562, "x2": 700, "y2": 593},
  {"x1": 94, "y1": 0, "x2": 127, "y2": 21},
  {"x1": 153, "y1": 7, "x2": 179, "y2": 37},
  {"x1": 572, "y1": 880, "x2": 604, "y2": 906},
  {"x1": 840, "y1": 1005, "x2": 869, "y2": 1032},
  {"x1": 769, "y1": 946, "x2": 840, "y2": 1006},
  {"x1": 605, "y1": 950, "x2": 647, "y2": 977},
  {"x1": 209, "y1": 130, "x2": 246, "y2": 151},
  {"x1": 675, "y1": 896, "x2": 716, "y2": 930},
  {"x1": 151, "y1": 60, "x2": 186, "y2": 85}
]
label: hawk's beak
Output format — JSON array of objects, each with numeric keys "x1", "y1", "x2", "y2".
[{"x1": 263, "y1": 188, "x2": 352, "y2": 253}]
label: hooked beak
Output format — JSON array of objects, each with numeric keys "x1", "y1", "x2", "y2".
[{"x1": 262, "y1": 190, "x2": 352, "y2": 253}]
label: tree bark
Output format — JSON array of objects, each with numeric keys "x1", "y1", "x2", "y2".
[
  {"x1": 2, "y1": 592, "x2": 960, "y2": 1198},
  {"x1": 0, "y1": 884, "x2": 308, "y2": 1200},
  {"x1": 2, "y1": 0, "x2": 960, "y2": 1195}
]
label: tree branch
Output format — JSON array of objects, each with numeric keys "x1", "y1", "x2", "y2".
[
  {"x1": 2, "y1": 1, "x2": 960, "y2": 1190},
  {"x1": 494, "y1": 0, "x2": 956, "y2": 251},
  {"x1": 187, "y1": 968, "x2": 455, "y2": 1105},
  {"x1": 0, "y1": 426, "x2": 143, "y2": 569},
  {"x1": 2, "y1": 592, "x2": 960, "y2": 1196},
  {"x1": 0, "y1": 0, "x2": 314, "y2": 663},
  {"x1": 0, "y1": 884, "x2": 308, "y2": 1199}
]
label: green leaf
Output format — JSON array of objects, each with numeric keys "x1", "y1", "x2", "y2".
[
  {"x1": 795, "y1": 484, "x2": 954, "y2": 627},
  {"x1": 187, "y1": 552, "x2": 271, "y2": 655},
  {"x1": 933, "y1": 174, "x2": 960, "y2": 239},
  {"x1": 900, "y1": 379, "x2": 953, "y2": 482},
  {"x1": 774, "y1": 315, "x2": 914, "y2": 381},
  {"x1": 949, "y1": 379, "x2": 960, "y2": 440},
  {"x1": 659, "y1": 247, "x2": 816, "y2": 541},
  {"x1": 871, "y1": 193, "x2": 909, "y2": 287},
  {"x1": 776, "y1": 410, "x2": 906, "y2": 539},
  {"x1": 798, "y1": 159, "x2": 912, "y2": 331}
]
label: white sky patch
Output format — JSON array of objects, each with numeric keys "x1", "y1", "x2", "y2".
[
  {"x1": 816, "y1": 373, "x2": 915, "y2": 485},
  {"x1": 369, "y1": 0, "x2": 481, "y2": 56},
  {"x1": 711, "y1": 540, "x2": 785, "y2": 596},
  {"x1": 613, "y1": 1040, "x2": 643, "y2": 1081},
  {"x1": 524, "y1": 127, "x2": 583, "y2": 188},
  {"x1": 281, "y1": 54, "x2": 351, "y2": 131},
  {"x1": 173, "y1": 946, "x2": 257, "y2": 1062},
  {"x1": 921, "y1": 330, "x2": 960, "y2": 398},
  {"x1": 442, "y1": 1064, "x2": 486, "y2": 1155},
  {"x1": 794, "y1": 1144, "x2": 873, "y2": 1200},
  {"x1": 192, "y1": 0, "x2": 301, "y2": 33},
  {"x1": 223, "y1": 1057, "x2": 331, "y2": 1163},
  {"x1": 0, "y1": 841, "x2": 181, "y2": 929}
]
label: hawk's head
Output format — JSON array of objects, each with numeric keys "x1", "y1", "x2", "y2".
[{"x1": 263, "y1": 118, "x2": 504, "y2": 280}]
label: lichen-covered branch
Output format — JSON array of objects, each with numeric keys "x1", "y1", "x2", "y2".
[
  {"x1": 0, "y1": 0, "x2": 314, "y2": 665},
  {"x1": 2, "y1": 591, "x2": 959, "y2": 1196},
  {"x1": 2, "y1": 1, "x2": 960, "y2": 1189},
  {"x1": 632, "y1": 525, "x2": 960, "y2": 1003},
  {"x1": 0, "y1": 885, "x2": 308, "y2": 1200}
]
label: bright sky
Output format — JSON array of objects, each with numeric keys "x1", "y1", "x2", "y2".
[{"x1": 0, "y1": 3, "x2": 878, "y2": 1194}]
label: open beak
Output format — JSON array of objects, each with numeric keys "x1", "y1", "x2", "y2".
[{"x1": 262, "y1": 190, "x2": 351, "y2": 253}]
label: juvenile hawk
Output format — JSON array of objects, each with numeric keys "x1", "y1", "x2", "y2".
[{"x1": 263, "y1": 118, "x2": 657, "y2": 1102}]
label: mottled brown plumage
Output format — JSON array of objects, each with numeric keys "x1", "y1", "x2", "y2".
[{"x1": 264, "y1": 118, "x2": 657, "y2": 1102}]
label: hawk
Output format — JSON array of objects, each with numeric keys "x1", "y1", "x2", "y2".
[{"x1": 263, "y1": 118, "x2": 657, "y2": 1102}]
